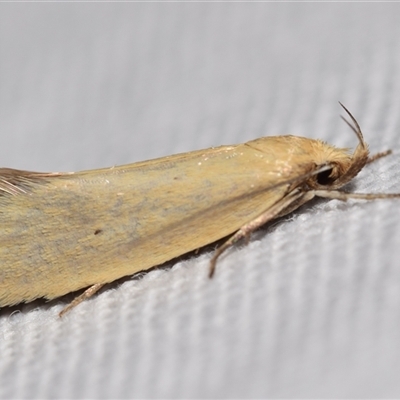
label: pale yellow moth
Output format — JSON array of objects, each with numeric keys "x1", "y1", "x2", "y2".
[{"x1": 0, "y1": 103, "x2": 399, "y2": 316}]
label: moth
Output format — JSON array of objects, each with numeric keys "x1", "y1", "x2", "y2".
[{"x1": 0, "y1": 103, "x2": 398, "y2": 316}]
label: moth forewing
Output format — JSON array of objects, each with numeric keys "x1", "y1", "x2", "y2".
[{"x1": 0, "y1": 141, "x2": 305, "y2": 308}]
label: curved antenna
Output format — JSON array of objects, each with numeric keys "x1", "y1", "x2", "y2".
[
  {"x1": 338, "y1": 101, "x2": 367, "y2": 150},
  {"x1": 324, "y1": 102, "x2": 369, "y2": 189}
]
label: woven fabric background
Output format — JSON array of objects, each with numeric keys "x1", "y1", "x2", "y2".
[{"x1": 1, "y1": 3, "x2": 400, "y2": 398}]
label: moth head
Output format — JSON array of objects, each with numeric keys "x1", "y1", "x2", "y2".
[{"x1": 307, "y1": 102, "x2": 369, "y2": 190}]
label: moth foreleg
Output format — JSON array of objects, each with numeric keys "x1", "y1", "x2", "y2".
[{"x1": 209, "y1": 189, "x2": 312, "y2": 278}]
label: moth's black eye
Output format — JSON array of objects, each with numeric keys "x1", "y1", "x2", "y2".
[{"x1": 316, "y1": 168, "x2": 334, "y2": 185}]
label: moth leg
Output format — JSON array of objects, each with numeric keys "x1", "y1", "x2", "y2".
[
  {"x1": 59, "y1": 283, "x2": 104, "y2": 317},
  {"x1": 367, "y1": 150, "x2": 391, "y2": 164},
  {"x1": 313, "y1": 190, "x2": 400, "y2": 201},
  {"x1": 209, "y1": 189, "x2": 310, "y2": 278}
]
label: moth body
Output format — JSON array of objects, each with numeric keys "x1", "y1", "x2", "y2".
[{"x1": 0, "y1": 103, "x2": 398, "y2": 314}]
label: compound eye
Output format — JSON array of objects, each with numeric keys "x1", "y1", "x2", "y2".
[{"x1": 316, "y1": 168, "x2": 334, "y2": 185}]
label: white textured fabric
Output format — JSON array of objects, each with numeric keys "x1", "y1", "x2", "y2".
[{"x1": 1, "y1": 3, "x2": 400, "y2": 398}]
